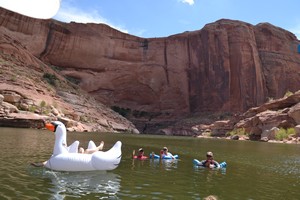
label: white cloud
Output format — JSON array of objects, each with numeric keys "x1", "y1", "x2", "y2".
[
  {"x1": 293, "y1": 30, "x2": 300, "y2": 40},
  {"x1": 295, "y1": 33, "x2": 300, "y2": 40},
  {"x1": 289, "y1": 24, "x2": 300, "y2": 40},
  {"x1": 133, "y1": 29, "x2": 147, "y2": 37},
  {"x1": 54, "y1": 2, "x2": 128, "y2": 34},
  {"x1": 0, "y1": 0, "x2": 60, "y2": 19},
  {"x1": 179, "y1": 0, "x2": 195, "y2": 5}
]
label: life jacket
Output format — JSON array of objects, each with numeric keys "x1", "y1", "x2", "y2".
[
  {"x1": 137, "y1": 153, "x2": 143, "y2": 158},
  {"x1": 204, "y1": 159, "x2": 216, "y2": 167}
]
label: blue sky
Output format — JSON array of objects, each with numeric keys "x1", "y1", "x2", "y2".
[
  {"x1": 1, "y1": 0, "x2": 297, "y2": 39},
  {"x1": 53, "y1": 0, "x2": 300, "y2": 39}
]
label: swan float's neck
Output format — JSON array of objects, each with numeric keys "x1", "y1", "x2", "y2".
[{"x1": 53, "y1": 125, "x2": 68, "y2": 155}]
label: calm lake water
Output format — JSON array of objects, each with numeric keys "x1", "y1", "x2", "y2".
[{"x1": 0, "y1": 127, "x2": 300, "y2": 200}]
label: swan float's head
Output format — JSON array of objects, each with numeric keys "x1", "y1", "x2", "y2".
[{"x1": 45, "y1": 121, "x2": 68, "y2": 155}]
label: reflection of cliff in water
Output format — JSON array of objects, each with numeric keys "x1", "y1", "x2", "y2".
[{"x1": 43, "y1": 170, "x2": 121, "y2": 199}]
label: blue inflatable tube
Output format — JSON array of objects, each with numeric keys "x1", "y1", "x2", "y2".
[
  {"x1": 149, "y1": 154, "x2": 179, "y2": 159},
  {"x1": 149, "y1": 154, "x2": 160, "y2": 159},
  {"x1": 193, "y1": 159, "x2": 226, "y2": 168}
]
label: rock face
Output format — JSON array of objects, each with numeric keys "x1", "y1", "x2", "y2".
[
  {"x1": 191, "y1": 91, "x2": 300, "y2": 142},
  {"x1": 1, "y1": 7, "x2": 300, "y2": 133},
  {"x1": 0, "y1": 19, "x2": 137, "y2": 133}
]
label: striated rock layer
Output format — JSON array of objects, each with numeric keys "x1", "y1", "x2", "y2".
[{"x1": 1, "y1": 8, "x2": 300, "y2": 132}]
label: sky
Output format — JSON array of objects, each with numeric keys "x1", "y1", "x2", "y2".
[
  {"x1": 1, "y1": 0, "x2": 299, "y2": 39},
  {"x1": 52, "y1": 0, "x2": 300, "y2": 39}
]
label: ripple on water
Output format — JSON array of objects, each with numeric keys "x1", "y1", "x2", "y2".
[
  {"x1": 40, "y1": 170, "x2": 122, "y2": 199},
  {"x1": 1, "y1": 128, "x2": 300, "y2": 199}
]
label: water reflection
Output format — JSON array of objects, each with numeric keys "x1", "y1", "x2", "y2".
[
  {"x1": 193, "y1": 165, "x2": 227, "y2": 175},
  {"x1": 30, "y1": 168, "x2": 121, "y2": 199},
  {"x1": 2, "y1": 128, "x2": 300, "y2": 199},
  {"x1": 149, "y1": 159, "x2": 178, "y2": 170}
]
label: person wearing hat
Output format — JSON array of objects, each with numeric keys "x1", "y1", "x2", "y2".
[
  {"x1": 132, "y1": 148, "x2": 148, "y2": 160},
  {"x1": 201, "y1": 151, "x2": 220, "y2": 168},
  {"x1": 161, "y1": 146, "x2": 176, "y2": 159}
]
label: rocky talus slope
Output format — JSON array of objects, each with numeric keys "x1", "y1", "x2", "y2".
[{"x1": 0, "y1": 33, "x2": 138, "y2": 132}]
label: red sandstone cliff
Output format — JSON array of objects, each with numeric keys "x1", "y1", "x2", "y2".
[{"x1": 0, "y1": 7, "x2": 300, "y2": 133}]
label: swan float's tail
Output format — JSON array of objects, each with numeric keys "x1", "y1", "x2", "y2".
[{"x1": 91, "y1": 141, "x2": 122, "y2": 171}]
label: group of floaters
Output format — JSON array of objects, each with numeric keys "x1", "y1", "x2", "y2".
[
  {"x1": 132, "y1": 147, "x2": 226, "y2": 169},
  {"x1": 33, "y1": 121, "x2": 226, "y2": 172},
  {"x1": 132, "y1": 147, "x2": 179, "y2": 160}
]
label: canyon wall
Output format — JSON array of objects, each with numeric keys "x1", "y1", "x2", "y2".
[{"x1": 1, "y1": 7, "x2": 299, "y2": 120}]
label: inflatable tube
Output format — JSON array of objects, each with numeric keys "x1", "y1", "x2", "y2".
[
  {"x1": 193, "y1": 159, "x2": 226, "y2": 169},
  {"x1": 149, "y1": 154, "x2": 160, "y2": 159},
  {"x1": 133, "y1": 155, "x2": 148, "y2": 160},
  {"x1": 162, "y1": 154, "x2": 179, "y2": 159},
  {"x1": 44, "y1": 121, "x2": 122, "y2": 171},
  {"x1": 149, "y1": 154, "x2": 179, "y2": 159}
]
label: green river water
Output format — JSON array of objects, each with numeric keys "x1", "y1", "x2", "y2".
[{"x1": 0, "y1": 127, "x2": 299, "y2": 200}]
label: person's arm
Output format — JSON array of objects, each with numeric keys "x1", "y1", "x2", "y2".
[
  {"x1": 160, "y1": 150, "x2": 164, "y2": 158},
  {"x1": 168, "y1": 152, "x2": 176, "y2": 159},
  {"x1": 213, "y1": 160, "x2": 220, "y2": 168},
  {"x1": 200, "y1": 160, "x2": 207, "y2": 166}
]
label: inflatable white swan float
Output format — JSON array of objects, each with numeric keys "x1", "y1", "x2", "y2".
[{"x1": 44, "y1": 121, "x2": 122, "y2": 171}]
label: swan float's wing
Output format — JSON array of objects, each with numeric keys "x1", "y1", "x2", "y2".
[
  {"x1": 91, "y1": 141, "x2": 122, "y2": 171},
  {"x1": 87, "y1": 140, "x2": 97, "y2": 149},
  {"x1": 67, "y1": 141, "x2": 79, "y2": 153},
  {"x1": 0, "y1": 0, "x2": 61, "y2": 19}
]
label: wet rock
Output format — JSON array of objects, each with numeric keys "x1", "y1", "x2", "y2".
[
  {"x1": 131, "y1": 128, "x2": 140, "y2": 134},
  {"x1": 231, "y1": 135, "x2": 239, "y2": 140},
  {"x1": 261, "y1": 127, "x2": 279, "y2": 140},
  {"x1": 51, "y1": 106, "x2": 59, "y2": 116},
  {"x1": 3, "y1": 92, "x2": 21, "y2": 103},
  {"x1": 260, "y1": 137, "x2": 269, "y2": 142},
  {"x1": 2, "y1": 102, "x2": 19, "y2": 113},
  {"x1": 0, "y1": 112, "x2": 46, "y2": 129},
  {"x1": 288, "y1": 102, "x2": 300, "y2": 124},
  {"x1": 0, "y1": 94, "x2": 3, "y2": 104},
  {"x1": 295, "y1": 125, "x2": 300, "y2": 137}
]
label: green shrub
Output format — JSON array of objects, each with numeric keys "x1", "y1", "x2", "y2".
[
  {"x1": 28, "y1": 105, "x2": 37, "y2": 112},
  {"x1": 226, "y1": 128, "x2": 248, "y2": 136},
  {"x1": 39, "y1": 100, "x2": 47, "y2": 114},
  {"x1": 10, "y1": 74, "x2": 17, "y2": 82},
  {"x1": 80, "y1": 115, "x2": 91, "y2": 122},
  {"x1": 267, "y1": 97, "x2": 274, "y2": 102},
  {"x1": 132, "y1": 110, "x2": 149, "y2": 118},
  {"x1": 43, "y1": 73, "x2": 58, "y2": 86},
  {"x1": 40, "y1": 100, "x2": 46, "y2": 108},
  {"x1": 284, "y1": 91, "x2": 293, "y2": 97},
  {"x1": 111, "y1": 106, "x2": 131, "y2": 117},
  {"x1": 287, "y1": 127, "x2": 295, "y2": 135},
  {"x1": 275, "y1": 128, "x2": 295, "y2": 141},
  {"x1": 65, "y1": 76, "x2": 81, "y2": 85}
]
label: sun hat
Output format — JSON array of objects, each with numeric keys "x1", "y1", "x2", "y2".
[{"x1": 206, "y1": 151, "x2": 213, "y2": 157}]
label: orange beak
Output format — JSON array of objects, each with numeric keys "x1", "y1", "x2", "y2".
[{"x1": 45, "y1": 123, "x2": 55, "y2": 132}]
